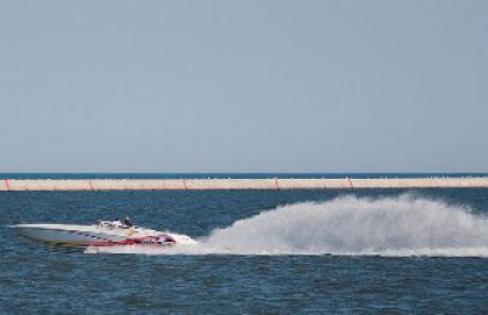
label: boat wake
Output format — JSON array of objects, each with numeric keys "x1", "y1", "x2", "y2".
[{"x1": 86, "y1": 194, "x2": 488, "y2": 257}]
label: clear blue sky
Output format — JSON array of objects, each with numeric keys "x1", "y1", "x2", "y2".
[{"x1": 0, "y1": 1, "x2": 487, "y2": 172}]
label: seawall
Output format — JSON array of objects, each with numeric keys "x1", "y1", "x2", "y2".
[{"x1": 1, "y1": 177, "x2": 488, "y2": 191}]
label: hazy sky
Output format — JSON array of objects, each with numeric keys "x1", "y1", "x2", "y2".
[{"x1": 0, "y1": 1, "x2": 487, "y2": 172}]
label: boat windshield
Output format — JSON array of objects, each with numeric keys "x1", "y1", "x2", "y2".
[{"x1": 98, "y1": 220, "x2": 130, "y2": 229}]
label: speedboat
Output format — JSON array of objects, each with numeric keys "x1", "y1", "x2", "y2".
[{"x1": 11, "y1": 220, "x2": 195, "y2": 247}]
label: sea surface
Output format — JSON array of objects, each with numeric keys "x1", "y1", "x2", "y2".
[{"x1": 1, "y1": 173, "x2": 488, "y2": 314}]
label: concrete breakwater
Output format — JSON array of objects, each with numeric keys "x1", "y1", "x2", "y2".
[{"x1": 1, "y1": 177, "x2": 488, "y2": 191}]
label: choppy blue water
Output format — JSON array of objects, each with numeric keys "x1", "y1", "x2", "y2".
[{"x1": 2, "y1": 174, "x2": 488, "y2": 313}]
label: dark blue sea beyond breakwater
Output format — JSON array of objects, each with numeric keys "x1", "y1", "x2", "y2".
[{"x1": 1, "y1": 174, "x2": 488, "y2": 314}]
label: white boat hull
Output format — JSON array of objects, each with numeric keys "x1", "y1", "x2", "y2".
[
  {"x1": 11, "y1": 222, "x2": 190, "y2": 247},
  {"x1": 14, "y1": 225, "x2": 126, "y2": 245}
]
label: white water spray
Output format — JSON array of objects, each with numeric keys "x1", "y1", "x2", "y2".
[{"x1": 87, "y1": 194, "x2": 488, "y2": 257}]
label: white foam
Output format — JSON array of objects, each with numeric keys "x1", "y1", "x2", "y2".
[{"x1": 86, "y1": 194, "x2": 488, "y2": 257}]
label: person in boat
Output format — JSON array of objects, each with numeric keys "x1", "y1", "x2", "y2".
[{"x1": 122, "y1": 215, "x2": 133, "y2": 227}]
